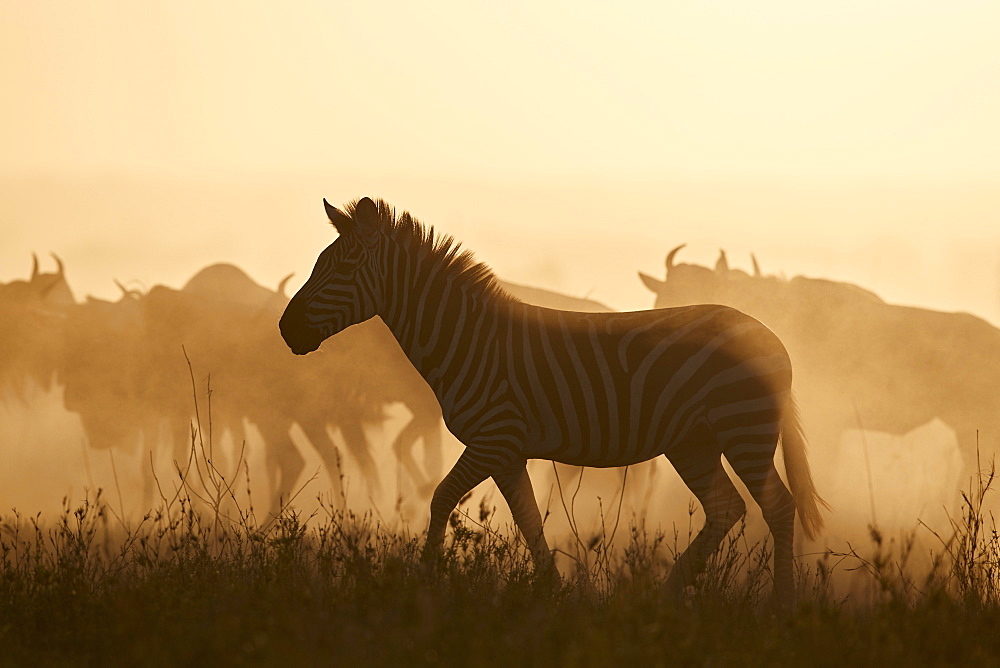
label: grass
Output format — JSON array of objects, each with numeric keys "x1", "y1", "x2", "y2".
[
  {"x1": 3, "y1": 455, "x2": 1000, "y2": 666},
  {"x1": 4, "y1": 380, "x2": 1000, "y2": 664}
]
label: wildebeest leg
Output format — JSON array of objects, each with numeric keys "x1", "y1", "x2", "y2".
[
  {"x1": 339, "y1": 418, "x2": 381, "y2": 500},
  {"x1": 137, "y1": 417, "x2": 192, "y2": 511},
  {"x1": 953, "y1": 426, "x2": 990, "y2": 515},
  {"x1": 663, "y1": 451, "x2": 746, "y2": 599},
  {"x1": 617, "y1": 460, "x2": 659, "y2": 520},
  {"x1": 392, "y1": 415, "x2": 433, "y2": 497},
  {"x1": 256, "y1": 417, "x2": 304, "y2": 516},
  {"x1": 169, "y1": 414, "x2": 193, "y2": 463},
  {"x1": 298, "y1": 417, "x2": 347, "y2": 506},
  {"x1": 212, "y1": 416, "x2": 247, "y2": 515},
  {"x1": 394, "y1": 396, "x2": 444, "y2": 497},
  {"x1": 418, "y1": 413, "x2": 443, "y2": 485},
  {"x1": 211, "y1": 409, "x2": 241, "y2": 480},
  {"x1": 639, "y1": 459, "x2": 660, "y2": 517},
  {"x1": 139, "y1": 422, "x2": 159, "y2": 511}
]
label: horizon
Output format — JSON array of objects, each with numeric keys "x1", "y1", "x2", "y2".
[{"x1": 2, "y1": 170, "x2": 998, "y2": 328}]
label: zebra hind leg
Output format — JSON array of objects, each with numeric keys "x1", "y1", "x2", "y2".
[
  {"x1": 663, "y1": 452, "x2": 746, "y2": 600},
  {"x1": 725, "y1": 440, "x2": 795, "y2": 605}
]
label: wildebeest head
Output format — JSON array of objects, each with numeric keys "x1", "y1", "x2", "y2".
[
  {"x1": 0, "y1": 253, "x2": 74, "y2": 305},
  {"x1": 31, "y1": 253, "x2": 76, "y2": 306},
  {"x1": 60, "y1": 290, "x2": 147, "y2": 451},
  {"x1": 638, "y1": 244, "x2": 724, "y2": 308},
  {"x1": 0, "y1": 254, "x2": 76, "y2": 397}
]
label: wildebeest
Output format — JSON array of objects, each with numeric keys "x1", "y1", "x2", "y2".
[
  {"x1": 0, "y1": 254, "x2": 74, "y2": 403},
  {"x1": 640, "y1": 246, "x2": 997, "y2": 486},
  {"x1": 57, "y1": 262, "x2": 448, "y2": 513},
  {"x1": 9, "y1": 254, "x2": 663, "y2": 518},
  {"x1": 57, "y1": 265, "x2": 386, "y2": 512}
]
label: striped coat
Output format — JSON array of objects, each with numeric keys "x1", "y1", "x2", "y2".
[{"x1": 279, "y1": 197, "x2": 825, "y2": 601}]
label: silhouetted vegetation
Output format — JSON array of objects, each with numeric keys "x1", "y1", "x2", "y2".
[
  {"x1": 6, "y1": 235, "x2": 1000, "y2": 664},
  {"x1": 3, "y1": 429, "x2": 1000, "y2": 666}
]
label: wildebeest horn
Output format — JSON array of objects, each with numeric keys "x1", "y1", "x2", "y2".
[
  {"x1": 113, "y1": 278, "x2": 143, "y2": 298},
  {"x1": 277, "y1": 273, "x2": 294, "y2": 298},
  {"x1": 31, "y1": 253, "x2": 39, "y2": 280},
  {"x1": 715, "y1": 250, "x2": 729, "y2": 273},
  {"x1": 51, "y1": 252, "x2": 64, "y2": 277},
  {"x1": 751, "y1": 254, "x2": 761, "y2": 277},
  {"x1": 665, "y1": 244, "x2": 686, "y2": 271}
]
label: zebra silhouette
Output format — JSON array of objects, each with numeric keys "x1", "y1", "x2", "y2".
[{"x1": 279, "y1": 197, "x2": 826, "y2": 601}]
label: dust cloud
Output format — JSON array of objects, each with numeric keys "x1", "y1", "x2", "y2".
[{"x1": 2, "y1": 175, "x2": 998, "y2": 577}]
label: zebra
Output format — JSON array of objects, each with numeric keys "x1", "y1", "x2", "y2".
[{"x1": 278, "y1": 197, "x2": 826, "y2": 601}]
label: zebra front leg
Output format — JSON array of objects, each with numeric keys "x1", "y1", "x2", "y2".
[
  {"x1": 493, "y1": 463, "x2": 556, "y2": 577},
  {"x1": 422, "y1": 448, "x2": 495, "y2": 562}
]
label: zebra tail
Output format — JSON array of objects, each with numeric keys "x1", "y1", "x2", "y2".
[{"x1": 780, "y1": 394, "x2": 829, "y2": 541}]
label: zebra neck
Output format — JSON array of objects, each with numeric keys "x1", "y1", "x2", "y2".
[{"x1": 379, "y1": 276, "x2": 505, "y2": 400}]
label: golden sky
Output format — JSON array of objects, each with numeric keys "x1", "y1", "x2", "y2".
[
  {"x1": 1, "y1": 2, "x2": 999, "y2": 318},
  {"x1": 3, "y1": 1, "x2": 999, "y2": 180}
]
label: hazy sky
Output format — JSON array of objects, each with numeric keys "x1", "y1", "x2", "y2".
[
  {"x1": 2, "y1": 2, "x2": 999, "y2": 318},
  {"x1": 3, "y1": 1, "x2": 999, "y2": 180}
]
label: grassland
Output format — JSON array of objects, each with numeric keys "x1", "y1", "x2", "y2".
[
  {"x1": 3, "y1": 381, "x2": 999, "y2": 666},
  {"x1": 3, "y1": 440, "x2": 1000, "y2": 668}
]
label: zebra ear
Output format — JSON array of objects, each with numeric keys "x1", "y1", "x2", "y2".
[
  {"x1": 324, "y1": 199, "x2": 354, "y2": 235},
  {"x1": 355, "y1": 197, "x2": 378, "y2": 221}
]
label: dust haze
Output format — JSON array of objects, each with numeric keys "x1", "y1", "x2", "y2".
[{"x1": 3, "y1": 1, "x2": 1000, "y2": 585}]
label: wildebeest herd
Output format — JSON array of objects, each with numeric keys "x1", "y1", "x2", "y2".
[
  {"x1": 2, "y1": 223, "x2": 995, "y2": 546},
  {"x1": 639, "y1": 246, "x2": 998, "y2": 485},
  {"x1": 0, "y1": 253, "x2": 610, "y2": 515}
]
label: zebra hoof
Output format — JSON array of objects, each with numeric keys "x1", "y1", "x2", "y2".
[
  {"x1": 769, "y1": 588, "x2": 796, "y2": 613},
  {"x1": 662, "y1": 571, "x2": 693, "y2": 607},
  {"x1": 532, "y1": 560, "x2": 561, "y2": 589}
]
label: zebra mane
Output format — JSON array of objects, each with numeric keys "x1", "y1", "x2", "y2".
[{"x1": 342, "y1": 198, "x2": 518, "y2": 306}]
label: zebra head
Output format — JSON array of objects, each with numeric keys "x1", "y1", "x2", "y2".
[{"x1": 280, "y1": 198, "x2": 384, "y2": 355}]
